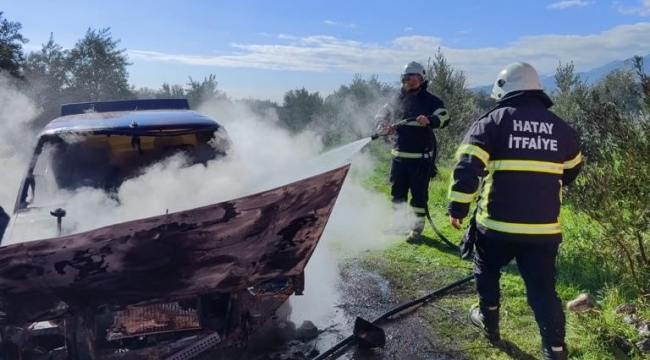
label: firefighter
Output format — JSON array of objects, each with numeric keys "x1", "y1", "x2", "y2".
[
  {"x1": 446, "y1": 61, "x2": 583, "y2": 360},
  {"x1": 375, "y1": 61, "x2": 450, "y2": 242}
]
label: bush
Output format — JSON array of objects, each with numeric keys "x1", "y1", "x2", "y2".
[{"x1": 553, "y1": 58, "x2": 650, "y2": 295}]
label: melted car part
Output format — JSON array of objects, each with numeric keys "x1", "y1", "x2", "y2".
[
  {"x1": 0, "y1": 164, "x2": 350, "y2": 359},
  {"x1": 106, "y1": 301, "x2": 202, "y2": 341},
  {"x1": 162, "y1": 333, "x2": 222, "y2": 360}
]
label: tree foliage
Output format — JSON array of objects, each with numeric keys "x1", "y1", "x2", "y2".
[
  {"x1": 0, "y1": 12, "x2": 28, "y2": 79},
  {"x1": 158, "y1": 83, "x2": 187, "y2": 99},
  {"x1": 278, "y1": 87, "x2": 324, "y2": 133},
  {"x1": 24, "y1": 34, "x2": 68, "y2": 93},
  {"x1": 550, "y1": 61, "x2": 601, "y2": 158},
  {"x1": 426, "y1": 48, "x2": 482, "y2": 163},
  {"x1": 551, "y1": 60, "x2": 650, "y2": 294},
  {"x1": 185, "y1": 74, "x2": 228, "y2": 108},
  {"x1": 22, "y1": 33, "x2": 68, "y2": 126},
  {"x1": 634, "y1": 55, "x2": 650, "y2": 113},
  {"x1": 593, "y1": 68, "x2": 642, "y2": 114},
  {"x1": 314, "y1": 74, "x2": 395, "y2": 146},
  {"x1": 65, "y1": 28, "x2": 133, "y2": 101},
  {"x1": 232, "y1": 98, "x2": 281, "y2": 124},
  {"x1": 17, "y1": 28, "x2": 135, "y2": 129}
]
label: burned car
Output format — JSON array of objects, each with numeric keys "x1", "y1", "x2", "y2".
[
  {"x1": 5, "y1": 98, "x2": 231, "y2": 243},
  {"x1": 0, "y1": 99, "x2": 350, "y2": 359}
]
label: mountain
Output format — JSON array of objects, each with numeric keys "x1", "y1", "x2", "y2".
[{"x1": 472, "y1": 54, "x2": 650, "y2": 93}]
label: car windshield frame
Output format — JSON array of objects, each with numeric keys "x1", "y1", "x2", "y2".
[{"x1": 14, "y1": 125, "x2": 225, "y2": 213}]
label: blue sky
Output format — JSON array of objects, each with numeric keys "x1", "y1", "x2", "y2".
[{"x1": 3, "y1": 0, "x2": 650, "y2": 102}]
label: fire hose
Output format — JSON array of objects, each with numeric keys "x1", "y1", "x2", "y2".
[
  {"x1": 425, "y1": 207, "x2": 459, "y2": 250},
  {"x1": 370, "y1": 117, "x2": 415, "y2": 140},
  {"x1": 310, "y1": 274, "x2": 474, "y2": 359}
]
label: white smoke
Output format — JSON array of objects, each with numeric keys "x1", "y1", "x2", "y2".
[
  {"x1": 0, "y1": 74, "x2": 41, "y2": 213},
  {"x1": 0, "y1": 80, "x2": 415, "y2": 330}
]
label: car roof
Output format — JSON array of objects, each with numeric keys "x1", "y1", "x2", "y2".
[{"x1": 39, "y1": 99, "x2": 222, "y2": 137}]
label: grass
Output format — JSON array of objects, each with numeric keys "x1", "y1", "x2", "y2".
[{"x1": 342, "y1": 140, "x2": 650, "y2": 359}]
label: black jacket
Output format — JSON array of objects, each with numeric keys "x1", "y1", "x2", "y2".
[
  {"x1": 447, "y1": 91, "x2": 583, "y2": 243},
  {"x1": 375, "y1": 84, "x2": 450, "y2": 156}
]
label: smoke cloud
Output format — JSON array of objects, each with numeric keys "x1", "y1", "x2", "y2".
[
  {"x1": 0, "y1": 78, "x2": 415, "y2": 330},
  {"x1": 0, "y1": 74, "x2": 41, "y2": 212}
]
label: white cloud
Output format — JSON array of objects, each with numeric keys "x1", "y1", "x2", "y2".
[
  {"x1": 323, "y1": 20, "x2": 356, "y2": 28},
  {"x1": 128, "y1": 22, "x2": 650, "y2": 87},
  {"x1": 404, "y1": 27, "x2": 413, "y2": 32},
  {"x1": 277, "y1": 33, "x2": 297, "y2": 40},
  {"x1": 615, "y1": 0, "x2": 650, "y2": 16},
  {"x1": 547, "y1": 0, "x2": 593, "y2": 9}
]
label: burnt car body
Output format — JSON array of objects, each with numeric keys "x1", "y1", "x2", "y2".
[{"x1": 0, "y1": 99, "x2": 350, "y2": 359}]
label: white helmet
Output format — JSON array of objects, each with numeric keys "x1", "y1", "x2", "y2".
[
  {"x1": 491, "y1": 61, "x2": 543, "y2": 100},
  {"x1": 401, "y1": 61, "x2": 426, "y2": 78}
]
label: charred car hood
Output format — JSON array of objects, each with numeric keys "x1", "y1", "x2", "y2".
[{"x1": 0, "y1": 164, "x2": 350, "y2": 326}]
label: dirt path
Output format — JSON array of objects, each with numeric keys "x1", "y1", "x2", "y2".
[
  {"x1": 319, "y1": 262, "x2": 471, "y2": 360},
  {"x1": 212, "y1": 260, "x2": 473, "y2": 360}
]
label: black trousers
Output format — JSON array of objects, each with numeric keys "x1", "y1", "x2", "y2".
[
  {"x1": 389, "y1": 156, "x2": 432, "y2": 218},
  {"x1": 473, "y1": 230, "x2": 566, "y2": 347}
]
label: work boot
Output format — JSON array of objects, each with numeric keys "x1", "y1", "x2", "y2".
[
  {"x1": 406, "y1": 229, "x2": 421, "y2": 243},
  {"x1": 406, "y1": 220, "x2": 424, "y2": 244},
  {"x1": 542, "y1": 344, "x2": 568, "y2": 360},
  {"x1": 469, "y1": 305, "x2": 500, "y2": 342}
]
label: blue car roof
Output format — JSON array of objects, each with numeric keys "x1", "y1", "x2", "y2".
[
  {"x1": 60, "y1": 98, "x2": 190, "y2": 116},
  {"x1": 39, "y1": 109, "x2": 222, "y2": 136},
  {"x1": 39, "y1": 98, "x2": 222, "y2": 137}
]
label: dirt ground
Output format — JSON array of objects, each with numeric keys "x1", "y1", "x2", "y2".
[{"x1": 211, "y1": 261, "x2": 473, "y2": 360}]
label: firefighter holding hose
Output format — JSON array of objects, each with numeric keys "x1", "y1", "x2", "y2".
[{"x1": 375, "y1": 61, "x2": 450, "y2": 243}]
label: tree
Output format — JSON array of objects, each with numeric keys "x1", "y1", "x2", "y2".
[
  {"x1": 133, "y1": 86, "x2": 159, "y2": 99},
  {"x1": 158, "y1": 83, "x2": 186, "y2": 99},
  {"x1": 0, "y1": 12, "x2": 28, "y2": 79},
  {"x1": 633, "y1": 55, "x2": 650, "y2": 113},
  {"x1": 279, "y1": 87, "x2": 324, "y2": 132},
  {"x1": 22, "y1": 33, "x2": 69, "y2": 125},
  {"x1": 312, "y1": 74, "x2": 396, "y2": 146},
  {"x1": 236, "y1": 98, "x2": 281, "y2": 121},
  {"x1": 23, "y1": 33, "x2": 68, "y2": 92},
  {"x1": 548, "y1": 58, "x2": 650, "y2": 294},
  {"x1": 330, "y1": 74, "x2": 394, "y2": 108},
  {"x1": 550, "y1": 61, "x2": 599, "y2": 158},
  {"x1": 65, "y1": 28, "x2": 134, "y2": 101},
  {"x1": 133, "y1": 75, "x2": 230, "y2": 110},
  {"x1": 471, "y1": 89, "x2": 495, "y2": 112},
  {"x1": 570, "y1": 90, "x2": 650, "y2": 293},
  {"x1": 593, "y1": 68, "x2": 641, "y2": 115},
  {"x1": 185, "y1": 74, "x2": 227, "y2": 108},
  {"x1": 426, "y1": 48, "x2": 480, "y2": 163}
]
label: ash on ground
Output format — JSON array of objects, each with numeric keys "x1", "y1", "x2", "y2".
[{"x1": 210, "y1": 261, "x2": 470, "y2": 360}]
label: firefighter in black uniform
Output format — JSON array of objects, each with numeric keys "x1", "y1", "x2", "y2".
[
  {"x1": 447, "y1": 61, "x2": 582, "y2": 360},
  {"x1": 375, "y1": 61, "x2": 450, "y2": 242}
]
